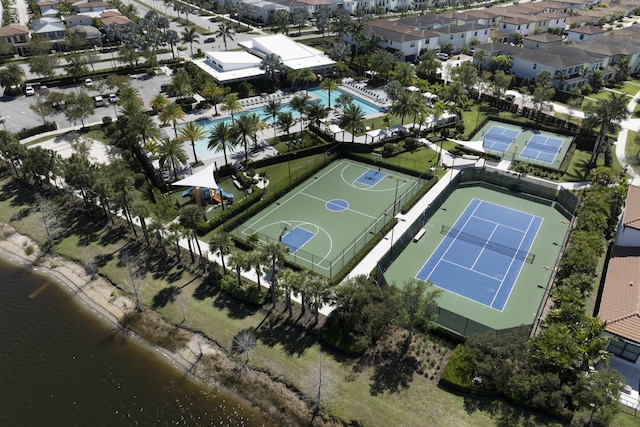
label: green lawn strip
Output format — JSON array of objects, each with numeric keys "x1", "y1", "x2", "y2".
[
  {"x1": 613, "y1": 406, "x2": 640, "y2": 427},
  {"x1": 624, "y1": 130, "x2": 640, "y2": 176},
  {"x1": 615, "y1": 81, "x2": 640, "y2": 96},
  {"x1": 561, "y1": 149, "x2": 597, "y2": 181}
]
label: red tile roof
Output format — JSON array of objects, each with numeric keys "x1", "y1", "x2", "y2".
[
  {"x1": 599, "y1": 246, "x2": 640, "y2": 343},
  {"x1": 624, "y1": 185, "x2": 640, "y2": 230}
]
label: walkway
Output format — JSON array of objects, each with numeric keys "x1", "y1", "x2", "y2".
[{"x1": 613, "y1": 89, "x2": 640, "y2": 185}]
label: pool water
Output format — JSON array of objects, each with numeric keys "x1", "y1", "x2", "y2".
[{"x1": 189, "y1": 88, "x2": 384, "y2": 160}]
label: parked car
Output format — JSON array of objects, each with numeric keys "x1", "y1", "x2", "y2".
[
  {"x1": 109, "y1": 94, "x2": 119, "y2": 104},
  {"x1": 160, "y1": 83, "x2": 170, "y2": 93},
  {"x1": 506, "y1": 94, "x2": 516, "y2": 102},
  {"x1": 94, "y1": 95, "x2": 104, "y2": 107},
  {"x1": 85, "y1": 78, "x2": 93, "y2": 87},
  {"x1": 25, "y1": 85, "x2": 35, "y2": 96},
  {"x1": 436, "y1": 52, "x2": 449, "y2": 61},
  {"x1": 209, "y1": 17, "x2": 217, "y2": 22},
  {"x1": 204, "y1": 37, "x2": 216, "y2": 43},
  {"x1": 38, "y1": 85, "x2": 49, "y2": 95}
]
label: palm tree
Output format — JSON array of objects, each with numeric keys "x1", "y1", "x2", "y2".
[
  {"x1": 306, "y1": 102, "x2": 329, "y2": 130},
  {"x1": 340, "y1": 103, "x2": 366, "y2": 143},
  {"x1": 473, "y1": 49, "x2": 488, "y2": 70},
  {"x1": 162, "y1": 29, "x2": 180, "y2": 59},
  {"x1": 306, "y1": 276, "x2": 332, "y2": 325},
  {"x1": 247, "y1": 112, "x2": 266, "y2": 150},
  {"x1": 264, "y1": 100, "x2": 282, "y2": 141},
  {"x1": 157, "y1": 138, "x2": 187, "y2": 179},
  {"x1": 209, "y1": 232, "x2": 232, "y2": 273},
  {"x1": 443, "y1": 81, "x2": 469, "y2": 114},
  {"x1": 393, "y1": 62, "x2": 416, "y2": 87},
  {"x1": 201, "y1": 81, "x2": 225, "y2": 115},
  {"x1": 277, "y1": 111, "x2": 294, "y2": 141},
  {"x1": 391, "y1": 89, "x2": 414, "y2": 125},
  {"x1": 261, "y1": 241, "x2": 289, "y2": 308},
  {"x1": 279, "y1": 268, "x2": 303, "y2": 318},
  {"x1": 178, "y1": 121, "x2": 206, "y2": 164},
  {"x1": 181, "y1": 27, "x2": 200, "y2": 56},
  {"x1": 368, "y1": 50, "x2": 395, "y2": 84},
  {"x1": 159, "y1": 103, "x2": 186, "y2": 137},
  {"x1": 208, "y1": 122, "x2": 235, "y2": 166},
  {"x1": 149, "y1": 94, "x2": 170, "y2": 113},
  {"x1": 228, "y1": 251, "x2": 251, "y2": 288},
  {"x1": 319, "y1": 78, "x2": 338, "y2": 108},
  {"x1": 297, "y1": 68, "x2": 317, "y2": 94},
  {"x1": 221, "y1": 93, "x2": 242, "y2": 123},
  {"x1": 583, "y1": 92, "x2": 630, "y2": 163},
  {"x1": 290, "y1": 94, "x2": 310, "y2": 133},
  {"x1": 335, "y1": 93, "x2": 353, "y2": 111},
  {"x1": 168, "y1": 70, "x2": 193, "y2": 100},
  {"x1": 260, "y1": 53, "x2": 284, "y2": 87},
  {"x1": 215, "y1": 22, "x2": 235, "y2": 50},
  {"x1": 232, "y1": 113, "x2": 258, "y2": 164},
  {"x1": 128, "y1": 111, "x2": 161, "y2": 148},
  {"x1": 179, "y1": 204, "x2": 205, "y2": 265}
]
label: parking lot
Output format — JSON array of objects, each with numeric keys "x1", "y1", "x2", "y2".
[{"x1": 0, "y1": 72, "x2": 175, "y2": 135}]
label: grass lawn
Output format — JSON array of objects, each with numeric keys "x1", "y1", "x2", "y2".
[{"x1": 624, "y1": 130, "x2": 640, "y2": 176}]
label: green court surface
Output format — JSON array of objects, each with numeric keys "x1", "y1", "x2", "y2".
[
  {"x1": 232, "y1": 159, "x2": 428, "y2": 278},
  {"x1": 384, "y1": 185, "x2": 570, "y2": 333},
  {"x1": 471, "y1": 120, "x2": 572, "y2": 170}
]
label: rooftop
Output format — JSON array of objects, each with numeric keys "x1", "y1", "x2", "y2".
[{"x1": 599, "y1": 246, "x2": 640, "y2": 343}]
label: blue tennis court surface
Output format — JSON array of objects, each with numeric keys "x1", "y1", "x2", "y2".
[
  {"x1": 416, "y1": 199, "x2": 542, "y2": 311},
  {"x1": 355, "y1": 169, "x2": 386, "y2": 186},
  {"x1": 281, "y1": 226, "x2": 315, "y2": 253},
  {"x1": 519, "y1": 135, "x2": 563, "y2": 162},
  {"x1": 482, "y1": 126, "x2": 520, "y2": 153}
]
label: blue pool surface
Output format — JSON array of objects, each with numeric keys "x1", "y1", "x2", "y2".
[{"x1": 187, "y1": 88, "x2": 384, "y2": 160}]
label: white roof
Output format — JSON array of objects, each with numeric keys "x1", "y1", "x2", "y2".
[
  {"x1": 193, "y1": 52, "x2": 265, "y2": 83},
  {"x1": 240, "y1": 34, "x2": 336, "y2": 71},
  {"x1": 172, "y1": 163, "x2": 218, "y2": 189}
]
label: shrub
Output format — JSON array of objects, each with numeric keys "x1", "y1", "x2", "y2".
[
  {"x1": 440, "y1": 345, "x2": 474, "y2": 392},
  {"x1": 383, "y1": 142, "x2": 395, "y2": 156}
]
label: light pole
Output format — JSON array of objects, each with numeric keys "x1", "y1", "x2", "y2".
[{"x1": 388, "y1": 175, "x2": 407, "y2": 217}]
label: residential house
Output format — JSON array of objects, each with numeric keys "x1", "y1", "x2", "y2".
[
  {"x1": 398, "y1": 14, "x2": 455, "y2": 31},
  {"x1": 567, "y1": 25, "x2": 607, "y2": 43},
  {"x1": 474, "y1": 42, "x2": 612, "y2": 90},
  {"x1": 37, "y1": 0, "x2": 60, "y2": 17},
  {"x1": 362, "y1": 19, "x2": 439, "y2": 61},
  {"x1": 598, "y1": 245, "x2": 640, "y2": 408},
  {"x1": 0, "y1": 24, "x2": 30, "y2": 55},
  {"x1": 573, "y1": 35, "x2": 640, "y2": 76},
  {"x1": 431, "y1": 22, "x2": 490, "y2": 53},
  {"x1": 70, "y1": 25, "x2": 102, "y2": 45},
  {"x1": 100, "y1": 11, "x2": 132, "y2": 26},
  {"x1": 32, "y1": 17, "x2": 66, "y2": 42},
  {"x1": 616, "y1": 185, "x2": 640, "y2": 247},
  {"x1": 74, "y1": 1, "x2": 109, "y2": 13},
  {"x1": 65, "y1": 14, "x2": 95, "y2": 27},
  {"x1": 522, "y1": 32, "x2": 563, "y2": 49}
]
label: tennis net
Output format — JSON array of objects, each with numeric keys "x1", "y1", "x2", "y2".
[{"x1": 440, "y1": 225, "x2": 535, "y2": 264}]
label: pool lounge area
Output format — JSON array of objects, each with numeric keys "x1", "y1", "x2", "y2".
[{"x1": 185, "y1": 86, "x2": 387, "y2": 161}]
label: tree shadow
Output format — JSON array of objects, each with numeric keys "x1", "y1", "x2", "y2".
[
  {"x1": 152, "y1": 285, "x2": 180, "y2": 308},
  {"x1": 461, "y1": 393, "x2": 559, "y2": 427},
  {"x1": 369, "y1": 347, "x2": 419, "y2": 396},
  {"x1": 256, "y1": 316, "x2": 318, "y2": 356},
  {"x1": 193, "y1": 275, "x2": 219, "y2": 300},
  {"x1": 212, "y1": 292, "x2": 261, "y2": 320}
]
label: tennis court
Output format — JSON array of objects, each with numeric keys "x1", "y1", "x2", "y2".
[
  {"x1": 416, "y1": 199, "x2": 542, "y2": 311},
  {"x1": 383, "y1": 184, "x2": 570, "y2": 332},
  {"x1": 471, "y1": 120, "x2": 573, "y2": 170},
  {"x1": 519, "y1": 135, "x2": 564, "y2": 163},
  {"x1": 482, "y1": 126, "x2": 520, "y2": 153},
  {"x1": 232, "y1": 159, "x2": 425, "y2": 277}
]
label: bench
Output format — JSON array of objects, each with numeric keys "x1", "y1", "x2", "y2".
[
  {"x1": 413, "y1": 229, "x2": 427, "y2": 242},
  {"x1": 232, "y1": 176, "x2": 243, "y2": 190}
]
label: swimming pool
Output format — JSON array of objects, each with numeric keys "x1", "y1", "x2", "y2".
[{"x1": 189, "y1": 88, "x2": 384, "y2": 160}]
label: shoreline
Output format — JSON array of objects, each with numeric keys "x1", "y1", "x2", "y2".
[{"x1": 0, "y1": 223, "x2": 272, "y2": 422}]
